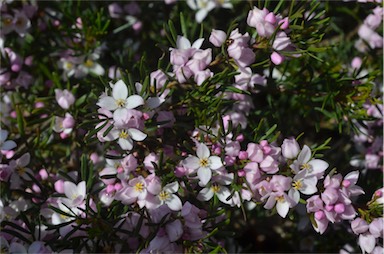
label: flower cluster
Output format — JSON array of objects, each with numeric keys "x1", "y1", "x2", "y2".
[{"x1": 0, "y1": 0, "x2": 382, "y2": 253}]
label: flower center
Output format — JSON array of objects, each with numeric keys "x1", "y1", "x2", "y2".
[
  {"x1": 211, "y1": 184, "x2": 220, "y2": 193},
  {"x1": 3, "y1": 17, "x2": 12, "y2": 26},
  {"x1": 119, "y1": 130, "x2": 129, "y2": 139},
  {"x1": 16, "y1": 167, "x2": 26, "y2": 175},
  {"x1": 292, "y1": 180, "x2": 302, "y2": 190},
  {"x1": 275, "y1": 195, "x2": 285, "y2": 203},
  {"x1": 84, "y1": 59, "x2": 94, "y2": 68},
  {"x1": 159, "y1": 190, "x2": 170, "y2": 201},
  {"x1": 116, "y1": 99, "x2": 126, "y2": 108},
  {"x1": 134, "y1": 182, "x2": 144, "y2": 192},
  {"x1": 300, "y1": 163, "x2": 312, "y2": 171},
  {"x1": 199, "y1": 158, "x2": 210, "y2": 168},
  {"x1": 64, "y1": 62, "x2": 73, "y2": 70}
]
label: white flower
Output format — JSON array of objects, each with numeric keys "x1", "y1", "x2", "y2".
[
  {"x1": 158, "y1": 182, "x2": 182, "y2": 211},
  {"x1": 109, "y1": 127, "x2": 147, "y2": 151},
  {"x1": 62, "y1": 181, "x2": 86, "y2": 207},
  {"x1": 264, "y1": 191, "x2": 293, "y2": 218},
  {"x1": 197, "y1": 172, "x2": 233, "y2": 205},
  {"x1": 78, "y1": 53, "x2": 105, "y2": 77},
  {"x1": 97, "y1": 80, "x2": 144, "y2": 122},
  {"x1": 290, "y1": 145, "x2": 329, "y2": 179},
  {"x1": 187, "y1": 0, "x2": 233, "y2": 23},
  {"x1": 0, "y1": 130, "x2": 16, "y2": 151},
  {"x1": 183, "y1": 143, "x2": 223, "y2": 186},
  {"x1": 288, "y1": 170, "x2": 318, "y2": 205}
]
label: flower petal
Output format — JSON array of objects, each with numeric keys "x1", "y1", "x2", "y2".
[
  {"x1": 197, "y1": 187, "x2": 214, "y2": 201},
  {"x1": 183, "y1": 156, "x2": 200, "y2": 170},
  {"x1": 166, "y1": 194, "x2": 182, "y2": 211},
  {"x1": 128, "y1": 128, "x2": 147, "y2": 141},
  {"x1": 209, "y1": 156, "x2": 223, "y2": 170},
  {"x1": 97, "y1": 96, "x2": 117, "y2": 111},
  {"x1": 217, "y1": 186, "x2": 232, "y2": 204},
  {"x1": 1, "y1": 140, "x2": 16, "y2": 150},
  {"x1": 197, "y1": 167, "x2": 212, "y2": 186},
  {"x1": 164, "y1": 181, "x2": 179, "y2": 194},
  {"x1": 64, "y1": 181, "x2": 78, "y2": 201},
  {"x1": 112, "y1": 80, "x2": 128, "y2": 100},
  {"x1": 176, "y1": 36, "x2": 191, "y2": 50},
  {"x1": 126, "y1": 95, "x2": 144, "y2": 109},
  {"x1": 276, "y1": 199, "x2": 290, "y2": 218},
  {"x1": 118, "y1": 137, "x2": 133, "y2": 150},
  {"x1": 197, "y1": 143, "x2": 210, "y2": 159},
  {"x1": 308, "y1": 159, "x2": 329, "y2": 175},
  {"x1": 298, "y1": 145, "x2": 311, "y2": 164},
  {"x1": 288, "y1": 188, "x2": 300, "y2": 205}
]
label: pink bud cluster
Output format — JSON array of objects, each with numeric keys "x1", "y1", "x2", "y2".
[{"x1": 351, "y1": 217, "x2": 383, "y2": 254}]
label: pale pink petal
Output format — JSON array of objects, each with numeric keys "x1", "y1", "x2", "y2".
[
  {"x1": 18, "y1": 153, "x2": 30, "y2": 167},
  {"x1": 301, "y1": 176, "x2": 318, "y2": 195},
  {"x1": 112, "y1": 80, "x2": 128, "y2": 100},
  {"x1": 118, "y1": 138, "x2": 133, "y2": 150},
  {"x1": 192, "y1": 38, "x2": 204, "y2": 49},
  {"x1": 77, "y1": 181, "x2": 86, "y2": 198},
  {"x1": 276, "y1": 200, "x2": 289, "y2": 218},
  {"x1": 1, "y1": 140, "x2": 16, "y2": 150},
  {"x1": 298, "y1": 145, "x2": 311, "y2": 164},
  {"x1": 344, "y1": 170, "x2": 359, "y2": 185},
  {"x1": 176, "y1": 36, "x2": 191, "y2": 50},
  {"x1": 263, "y1": 195, "x2": 276, "y2": 209},
  {"x1": 166, "y1": 194, "x2": 182, "y2": 211},
  {"x1": 209, "y1": 156, "x2": 223, "y2": 170},
  {"x1": 197, "y1": 143, "x2": 210, "y2": 159},
  {"x1": 197, "y1": 187, "x2": 214, "y2": 201},
  {"x1": 128, "y1": 128, "x2": 147, "y2": 141},
  {"x1": 183, "y1": 156, "x2": 200, "y2": 170},
  {"x1": 359, "y1": 234, "x2": 376, "y2": 254},
  {"x1": 217, "y1": 186, "x2": 232, "y2": 204},
  {"x1": 288, "y1": 188, "x2": 300, "y2": 205},
  {"x1": 196, "y1": 9, "x2": 208, "y2": 23},
  {"x1": 165, "y1": 220, "x2": 183, "y2": 242},
  {"x1": 97, "y1": 96, "x2": 117, "y2": 111},
  {"x1": 64, "y1": 181, "x2": 78, "y2": 200},
  {"x1": 164, "y1": 181, "x2": 179, "y2": 194},
  {"x1": 308, "y1": 159, "x2": 329, "y2": 174},
  {"x1": 126, "y1": 95, "x2": 144, "y2": 109},
  {"x1": 197, "y1": 167, "x2": 212, "y2": 186}
]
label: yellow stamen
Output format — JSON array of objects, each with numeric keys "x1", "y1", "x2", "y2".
[
  {"x1": 119, "y1": 130, "x2": 129, "y2": 139},
  {"x1": 211, "y1": 184, "x2": 220, "y2": 193},
  {"x1": 134, "y1": 182, "x2": 144, "y2": 192},
  {"x1": 275, "y1": 195, "x2": 285, "y2": 203},
  {"x1": 116, "y1": 99, "x2": 126, "y2": 108},
  {"x1": 159, "y1": 190, "x2": 170, "y2": 201},
  {"x1": 292, "y1": 180, "x2": 302, "y2": 190},
  {"x1": 199, "y1": 158, "x2": 209, "y2": 168},
  {"x1": 84, "y1": 59, "x2": 94, "y2": 68},
  {"x1": 300, "y1": 163, "x2": 311, "y2": 171}
]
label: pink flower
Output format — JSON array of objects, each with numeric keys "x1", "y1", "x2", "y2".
[
  {"x1": 351, "y1": 218, "x2": 369, "y2": 234},
  {"x1": 55, "y1": 89, "x2": 75, "y2": 109},
  {"x1": 209, "y1": 29, "x2": 227, "y2": 47},
  {"x1": 183, "y1": 143, "x2": 224, "y2": 186},
  {"x1": 281, "y1": 138, "x2": 300, "y2": 159},
  {"x1": 247, "y1": 7, "x2": 275, "y2": 38}
]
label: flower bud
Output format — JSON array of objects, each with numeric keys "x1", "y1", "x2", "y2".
[
  {"x1": 351, "y1": 218, "x2": 369, "y2": 234},
  {"x1": 209, "y1": 29, "x2": 227, "y2": 47},
  {"x1": 281, "y1": 138, "x2": 300, "y2": 159},
  {"x1": 315, "y1": 210, "x2": 325, "y2": 220},
  {"x1": 351, "y1": 57, "x2": 362, "y2": 69},
  {"x1": 55, "y1": 89, "x2": 75, "y2": 110},
  {"x1": 62, "y1": 113, "x2": 75, "y2": 129},
  {"x1": 334, "y1": 203, "x2": 345, "y2": 214},
  {"x1": 265, "y1": 12, "x2": 276, "y2": 24},
  {"x1": 271, "y1": 52, "x2": 284, "y2": 65}
]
